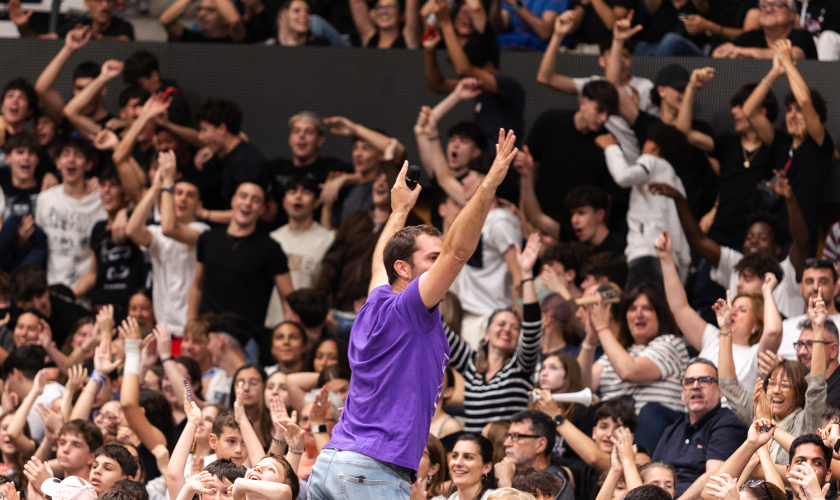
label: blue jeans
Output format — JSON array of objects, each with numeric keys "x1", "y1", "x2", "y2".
[
  {"x1": 308, "y1": 449, "x2": 412, "y2": 500},
  {"x1": 634, "y1": 33, "x2": 706, "y2": 57}
]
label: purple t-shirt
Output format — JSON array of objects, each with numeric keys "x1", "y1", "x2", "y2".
[{"x1": 326, "y1": 275, "x2": 450, "y2": 472}]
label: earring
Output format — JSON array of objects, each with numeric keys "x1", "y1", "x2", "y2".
[
  {"x1": 482, "y1": 474, "x2": 487, "y2": 481},
  {"x1": 427, "y1": 476, "x2": 432, "y2": 487}
]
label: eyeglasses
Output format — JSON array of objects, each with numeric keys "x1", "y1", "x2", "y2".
[
  {"x1": 759, "y1": 1, "x2": 790, "y2": 11},
  {"x1": 741, "y1": 479, "x2": 771, "y2": 500},
  {"x1": 793, "y1": 340, "x2": 836, "y2": 351},
  {"x1": 681, "y1": 376, "x2": 717, "y2": 388},
  {"x1": 766, "y1": 379, "x2": 792, "y2": 390},
  {"x1": 504, "y1": 433, "x2": 542, "y2": 442}
]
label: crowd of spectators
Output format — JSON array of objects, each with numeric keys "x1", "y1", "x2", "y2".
[{"x1": 0, "y1": 0, "x2": 838, "y2": 498}]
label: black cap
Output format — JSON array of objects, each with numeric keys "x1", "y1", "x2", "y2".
[{"x1": 654, "y1": 64, "x2": 690, "y2": 90}]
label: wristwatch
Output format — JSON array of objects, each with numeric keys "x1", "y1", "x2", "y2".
[
  {"x1": 313, "y1": 424, "x2": 329, "y2": 434},
  {"x1": 553, "y1": 414, "x2": 566, "y2": 427},
  {"x1": 833, "y1": 438, "x2": 840, "y2": 455},
  {"x1": 162, "y1": 185, "x2": 175, "y2": 194}
]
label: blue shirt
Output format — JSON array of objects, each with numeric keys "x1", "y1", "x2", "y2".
[
  {"x1": 499, "y1": 0, "x2": 569, "y2": 49},
  {"x1": 652, "y1": 404, "x2": 747, "y2": 497}
]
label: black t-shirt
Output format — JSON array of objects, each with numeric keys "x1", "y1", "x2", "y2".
[
  {"x1": 593, "y1": 230, "x2": 627, "y2": 255},
  {"x1": 197, "y1": 227, "x2": 289, "y2": 329},
  {"x1": 177, "y1": 30, "x2": 235, "y2": 43},
  {"x1": 828, "y1": 367, "x2": 840, "y2": 405},
  {"x1": 646, "y1": 0, "x2": 707, "y2": 46},
  {"x1": 47, "y1": 293, "x2": 90, "y2": 348},
  {"x1": 633, "y1": 112, "x2": 720, "y2": 220},
  {"x1": 554, "y1": 457, "x2": 601, "y2": 500},
  {"x1": 732, "y1": 29, "x2": 819, "y2": 59},
  {"x1": 527, "y1": 109, "x2": 629, "y2": 241},
  {"x1": 475, "y1": 75, "x2": 526, "y2": 151},
  {"x1": 708, "y1": 134, "x2": 776, "y2": 250},
  {"x1": 200, "y1": 142, "x2": 265, "y2": 210},
  {"x1": 574, "y1": 0, "x2": 633, "y2": 45},
  {"x1": 89, "y1": 220, "x2": 148, "y2": 306},
  {"x1": 365, "y1": 33, "x2": 407, "y2": 48},
  {"x1": 159, "y1": 79, "x2": 191, "y2": 127},
  {"x1": 802, "y1": 0, "x2": 840, "y2": 35},
  {"x1": 0, "y1": 170, "x2": 39, "y2": 220},
  {"x1": 264, "y1": 156, "x2": 353, "y2": 228},
  {"x1": 773, "y1": 131, "x2": 835, "y2": 232},
  {"x1": 707, "y1": 0, "x2": 758, "y2": 46},
  {"x1": 56, "y1": 16, "x2": 135, "y2": 39}
]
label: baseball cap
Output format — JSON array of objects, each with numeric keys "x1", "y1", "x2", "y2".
[
  {"x1": 654, "y1": 64, "x2": 690, "y2": 90},
  {"x1": 41, "y1": 476, "x2": 97, "y2": 500}
]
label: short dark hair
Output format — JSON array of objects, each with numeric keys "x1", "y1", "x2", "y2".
[
  {"x1": 785, "y1": 89, "x2": 827, "y2": 123},
  {"x1": 803, "y1": 257, "x2": 838, "y2": 282},
  {"x1": 59, "y1": 137, "x2": 94, "y2": 162},
  {"x1": 176, "y1": 356, "x2": 202, "y2": 386},
  {"x1": 59, "y1": 419, "x2": 104, "y2": 452},
  {"x1": 822, "y1": 403, "x2": 840, "y2": 425},
  {"x1": 510, "y1": 410, "x2": 556, "y2": 458},
  {"x1": 383, "y1": 225, "x2": 443, "y2": 284},
  {"x1": 286, "y1": 288, "x2": 328, "y2": 328},
  {"x1": 3, "y1": 345, "x2": 46, "y2": 379},
  {"x1": 582, "y1": 80, "x2": 619, "y2": 115},
  {"x1": 207, "y1": 312, "x2": 253, "y2": 352},
  {"x1": 447, "y1": 121, "x2": 485, "y2": 151},
  {"x1": 260, "y1": 454, "x2": 299, "y2": 500},
  {"x1": 205, "y1": 458, "x2": 246, "y2": 483},
  {"x1": 512, "y1": 467, "x2": 561, "y2": 497},
  {"x1": 118, "y1": 86, "x2": 150, "y2": 109},
  {"x1": 138, "y1": 389, "x2": 175, "y2": 446},
  {"x1": 594, "y1": 398, "x2": 638, "y2": 431},
  {"x1": 100, "y1": 479, "x2": 148, "y2": 500},
  {"x1": 735, "y1": 252, "x2": 783, "y2": 283},
  {"x1": 99, "y1": 165, "x2": 123, "y2": 186},
  {"x1": 789, "y1": 434, "x2": 832, "y2": 469},
  {"x1": 731, "y1": 84, "x2": 778, "y2": 123},
  {"x1": 625, "y1": 484, "x2": 673, "y2": 500},
  {"x1": 540, "y1": 242, "x2": 593, "y2": 288},
  {"x1": 73, "y1": 61, "x2": 101, "y2": 81},
  {"x1": 686, "y1": 357, "x2": 718, "y2": 377},
  {"x1": 646, "y1": 121, "x2": 690, "y2": 167},
  {"x1": 463, "y1": 34, "x2": 499, "y2": 70},
  {"x1": 799, "y1": 318, "x2": 840, "y2": 341},
  {"x1": 195, "y1": 98, "x2": 243, "y2": 135},
  {"x1": 3, "y1": 131, "x2": 40, "y2": 155},
  {"x1": 212, "y1": 409, "x2": 241, "y2": 437},
  {"x1": 747, "y1": 211, "x2": 784, "y2": 248},
  {"x1": 123, "y1": 50, "x2": 160, "y2": 86},
  {"x1": 2, "y1": 78, "x2": 37, "y2": 115},
  {"x1": 565, "y1": 185, "x2": 612, "y2": 216},
  {"x1": 95, "y1": 444, "x2": 139, "y2": 478},
  {"x1": 581, "y1": 252, "x2": 628, "y2": 287}
]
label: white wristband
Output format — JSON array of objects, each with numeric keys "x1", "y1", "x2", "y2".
[{"x1": 124, "y1": 339, "x2": 141, "y2": 375}]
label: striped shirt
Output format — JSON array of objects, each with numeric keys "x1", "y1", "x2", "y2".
[
  {"x1": 596, "y1": 334, "x2": 689, "y2": 413},
  {"x1": 447, "y1": 302, "x2": 543, "y2": 432}
]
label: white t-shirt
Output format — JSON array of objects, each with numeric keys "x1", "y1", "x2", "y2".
[
  {"x1": 264, "y1": 222, "x2": 335, "y2": 328},
  {"x1": 144, "y1": 223, "x2": 209, "y2": 337},
  {"x1": 777, "y1": 313, "x2": 840, "y2": 361},
  {"x1": 27, "y1": 381, "x2": 65, "y2": 442},
  {"x1": 205, "y1": 369, "x2": 233, "y2": 406},
  {"x1": 698, "y1": 323, "x2": 760, "y2": 391},
  {"x1": 452, "y1": 207, "x2": 521, "y2": 316},
  {"x1": 710, "y1": 247, "x2": 805, "y2": 320},
  {"x1": 35, "y1": 185, "x2": 106, "y2": 288}
]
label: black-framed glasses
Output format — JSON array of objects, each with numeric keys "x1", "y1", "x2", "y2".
[
  {"x1": 681, "y1": 376, "x2": 718, "y2": 388},
  {"x1": 793, "y1": 340, "x2": 835, "y2": 352},
  {"x1": 741, "y1": 479, "x2": 771, "y2": 500},
  {"x1": 504, "y1": 433, "x2": 542, "y2": 442}
]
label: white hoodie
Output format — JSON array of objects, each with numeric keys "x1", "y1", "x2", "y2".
[{"x1": 604, "y1": 144, "x2": 691, "y2": 282}]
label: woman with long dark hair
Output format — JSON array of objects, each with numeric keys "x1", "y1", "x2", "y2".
[{"x1": 445, "y1": 433, "x2": 497, "y2": 500}]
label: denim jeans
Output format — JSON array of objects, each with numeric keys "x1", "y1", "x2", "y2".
[
  {"x1": 634, "y1": 32, "x2": 707, "y2": 57},
  {"x1": 308, "y1": 449, "x2": 412, "y2": 500}
]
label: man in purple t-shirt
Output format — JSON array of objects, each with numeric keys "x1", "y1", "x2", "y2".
[{"x1": 308, "y1": 130, "x2": 521, "y2": 500}]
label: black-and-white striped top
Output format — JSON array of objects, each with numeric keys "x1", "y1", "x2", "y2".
[{"x1": 447, "y1": 302, "x2": 543, "y2": 432}]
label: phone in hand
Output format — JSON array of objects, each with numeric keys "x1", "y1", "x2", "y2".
[{"x1": 184, "y1": 380, "x2": 193, "y2": 402}]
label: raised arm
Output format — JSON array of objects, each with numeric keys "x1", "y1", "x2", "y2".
[
  {"x1": 514, "y1": 234, "x2": 543, "y2": 372},
  {"x1": 348, "y1": 0, "x2": 376, "y2": 44},
  {"x1": 126, "y1": 169, "x2": 159, "y2": 248},
  {"x1": 809, "y1": 292, "x2": 828, "y2": 379},
  {"x1": 120, "y1": 318, "x2": 168, "y2": 450},
  {"x1": 403, "y1": 0, "x2": 422, "y2": 48},
  {"x1": 159, "y1": 151, "x2": 203, "y2": 245},
  {"x1": 417, "y1": 129, "x2": 518, "y2": 309},
  {"x1": 233, "y1": 382, "x2": 268, "y2": 463},
  {"x1": 436, "y1": 0, "x2": 499, "y2": 93},
  {"x1": 676, "y1": 68, "x2": 715, "y2": 152},
  {"x1": 536, "y1": 12, "x2": 577, "y2": 95},
  {"x1": 498, "y1": 0, "x2": 558, "y2": 41},
  {"x1": 35, "y1": 26, "x2": 92, "y2": 124},
  {"x1": 423, "y1": 32, "x2": 459, "y2": 95},
  {"x1": 701, "y1": 419, "x2": 776, "y2": 500},
  {"x1": 112, "y1": 94, "x2": 170, "y2": 196},
  {"x1": 187, "y1": 262, "x2": 204, "y2": 320},
  {"x1": 774, "y1": 40, "x2": 824, "y2": 146},
  {"x1": 285, "y1": 372, "x2": 320, "y2": 412},
  {"x1": 5, "y1": 370, "x2": 45, "y2": 457},
  {"x1": 324, "y1": 116, "x2": 405, "y2": 158},
  {"x1": 768, "y1": 170, "x2": 809, "y2": 279},
  {"x1": 513, "y1": 146, "x2": 559, "y2": 241},
  {"x1": 166, "y1": 396, "x2": 201, "y2": 500},
  {"x1": 213, "y1": 0, "x2": 245, "y2": 41},
  {"x1": 649, "y1": 183, "x2": 722, "y2": 266},
  {"x1": 232, "y1": 478, "x2": 293, "y2": 500},
  {"x1": 756, "y1": 273, "x2": 783, "y2": 355},
  {"x1": 606, "y1": 12, "x2": 643, "y2": 124},
  {"x1": 592, "y1": 299, "x2": 663, "y2": 383},
  {"x1": 64, "y1": 60, "x2": 122, "y2": 138},
  {"x1": 159, "y1": 0, "x2": 192, "y2": 38},
  {"x1": 431, "y1": 78, "x2": 482, "y2": 124},
  {"x1": 656, "y1": 231, "x2": 707, "y2": 350}
]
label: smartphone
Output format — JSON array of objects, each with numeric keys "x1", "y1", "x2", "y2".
[
  {"x1": 184, "y1": 379, "x2": 193, "y2": 402},
  {"x1": 678, "y1": 13, "x2": 687, "y2": 21}
]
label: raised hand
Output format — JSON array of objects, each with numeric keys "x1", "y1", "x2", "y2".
[
  {"x1": 141, "y1": 92, "x2": 172, "y2": 119},
  {"x1": 65, "y1": 25, "x2": 92, "y2": 50},
  {"x1": 194, "y1": 146, "x2": 214, "y2": 172},
  {"x1": 614, "y1": 427, "x2": 636, "y2": 465},
  {"x1": 516, "y1": 233, "x2": 542, "y2": 274},
  {"x1": 37, "y1": 403, "x2": 64, "y2": 439},
  {"x1": 184, "y1": 393, "x2": 202, "y2": 426},
  {"x1": 38, "y1": 319, "x2": 53, "y2": 350},
  {"x1": 486, "y1": 129, "x2": 518, "y2": 188},
  {"x1": 613, "y1": 10, "x2": 643, "y2": 42},
  {"x1": 23, "y1": 456, "x2": 53, "y2": 492},
  {"x1": 152, "y1": 324, "x2": 173, "y2": 361},
  {"x1": 421, "y1": 27, "x2": 440, "y2": 50},
  {"x1": 1, "y1": 482, "x2": 20, "y2": 500},
  {"x1": 770, "y1": 54, "x2": 786, "y2": 78},
  {"x1": 309, "y1": 386, "x2": 331, "y2": 426},
  {"x1": 119, "y1": 317, "x2": 142, "y2": 340},
  {"x1": 809, "y1": 288, "x2": 826, "y2": 329},
  {"x1": 66, "y1": 364, "x2": 88, "y2": 394},
  {"x1": 319, "y1": 171, "x2": 348, "y2": 207},
  {"x1": 540, "y1": 266, "x2": 569, "y2": 296},
  {"x1": 772, "y1": 39, "x2": 794, "y2": 63},
  {"x1": 100, "y1": 60, "x2": 124, "y2": 81},
  {"x1": 712, "y1": 290, "x2": 733, "y2": 332},
  {"x1": 654, "y1": 230, "x2": 674, "y2": 262},
  {"x1": 30, "y1": 369, "x2": 50, "y2": 397},
  {"x1": 753, "y1": 377, "x2": 772, "y2": 419},
  {"x1": 589, "y1": 290, "x2": 612, "y2": 332},
  {"x1": 689, "y1": 67, "x2": 715, "y2": 89},
  {"x1": 512, "y1": 145, "x2": 534, "y2": 177},
  {"x1": 323, "y1": 116, "x2": 357, "y2": 136},
  {"x1": 454, "y1": 78, "x2": 482, "y2": 100},
  {"x1": 391, "y1": 161, "x2": 422, "y2": 214},
  {"x1": 233, "y1": 381, "x2": 248, "y2": 423},
  {"x1": 96, "y1": 305, "x2": 115, "y2": 340},
  {"x1": 7, "y1": 0, "x2": 33, "y2": 26},
  {"x1": 767, "y1": 170, "x2": 793, "y2": 200},
  {"x1": 432, "y1": 0, "x2": 451, "y2": 23},
  {"x1": 553, "y1": 10, "x2": 575, "y2": 36},
  {"x1": 158, "y1": 150, "x2": 178, "y2": 185},
  {"x1": 270, "y1": 395, "x2": 303, "y2": 451},
  {"x1": 757, "y1": 350, "x2": 779, "y2": 379},
  {"x1": 185, "y1": 471, "x2": 217, "y2": 495},
  {"x1": 789, "y1": 463, "x2": 829, "y2": 500},
  {"x1": 762, "y1": 272, "x2": 779, "y2": 295},
  {"x1": 94, "y1": 338, "x2": 122, "y2": 374},
  {"x1": 2, "y1": 380, "x2": 19, "y2": 413},
  {"x1": 533, "y1": 388, "x2": 561, "y2": 418},
  {"x1": 705, "y1": 473, "x2": 740, "y2": 500},
  {"x1": 91, "y1": 128, "x2": 120, "y2": 151}
]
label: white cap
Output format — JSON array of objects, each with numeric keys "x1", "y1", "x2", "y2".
[{"x1": 41, "y1": 476, "x2": 97, "y2": 500}]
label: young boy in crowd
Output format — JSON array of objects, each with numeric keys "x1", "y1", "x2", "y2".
[
  {"x1": 54, "y1": 420, "x2": 104, "y2": 479},
  {"x1": 209, "y1": 410, "x2": 249, "y2": 468},
  {"x1": 1, "y1": 132, "x2": 41, "y2": 220},
  {"x1": 177, "y1": 460, "x2": 246, "y2": 500},
  {"x1": 89, "y1": 444, "x2": 139, "y2": 494}
]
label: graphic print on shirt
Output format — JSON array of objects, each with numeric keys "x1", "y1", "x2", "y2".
[
  {"x1": 433, "y1": 352, "x2": 451, "y2": 418},
  {"x1": 467, "y1": 235, "x2": 483, "y2": 268}
]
